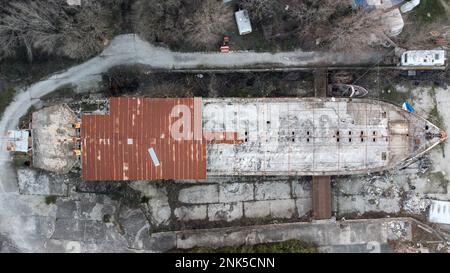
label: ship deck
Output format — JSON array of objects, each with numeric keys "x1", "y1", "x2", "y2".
[{"x1": 203, "y1": 98, "x2": 442, "y2": 176}]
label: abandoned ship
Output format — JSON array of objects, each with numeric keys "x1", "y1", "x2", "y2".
[{"x1": 8, "y1": 97, "x2": 446, "y2": 181}]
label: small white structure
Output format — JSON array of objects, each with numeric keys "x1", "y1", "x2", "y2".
[
  {"x1": 429, "y1": 200, "x2": 450, "y2": 225},
  {"x1": 383, "y1": 8, "x2": 404, "y2": 37},
  {"x1": 400, "y1": 0, "x2": 420, "y2": 13},
  {"x1": 365, "y1": 0, "x2": 397, "y2": 10},
  {"x1": 235, "y1": 10, "x2": 252, "y2": 35},
  {"x1": 66, "y1": 0, "x2": 82, "y2": 6},
  {"x1": 401, "y1": 50, "x2": 447, "y2": 67},
  {"x1": 6, "y1": 130, "x2": 30, "y2": 153}
]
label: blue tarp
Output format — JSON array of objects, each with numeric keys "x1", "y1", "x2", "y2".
[
  {"x1": 402, "y1": 101, "x2": 415, "y2": 113},
  {"x1": 353, "y1": 0, "x2": 368, "y2": 8}
]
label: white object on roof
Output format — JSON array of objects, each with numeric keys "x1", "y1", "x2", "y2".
[
  {"x1": 6, "y1": 130, "x2": 29, "y2": 153},
  {"x1": 401, "y1": 50, "x2": 446, "y2": 67},
  {"x1": 383, "y1": 8, "x2": 404, "y2": 37},
  {"x1": 366, "y1": 0, "x2": 395, "y2": 9},
  {"x1": 67, "y1": 0, "x2": 81, "y2": 5},
  {"x1": 148, "y1": 148, "x2": 160, "y2": 167},
  {"x1": 400, "y1": 0, "x2": 420, "y2": 13},
  {"x1": 429, "y1": 200, "x2": 450, "y2": 225},
  {"x1": 235, "y1": 10, "x2": 252, "y2": 35}
]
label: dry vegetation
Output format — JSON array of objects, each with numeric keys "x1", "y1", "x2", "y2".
[
  {"x1": 240, "y1": 0, "x2": 388, "y2": 52},
  {"x1": 396, "y1": 0, "x2": 450, "y2": 49},
  {"x1": 132, "y1": 0, "x2": 235, "y2": 51},
  {"x1": 131, "y1": 0, "x2": 391, "y2": 53},
  {"x1": 0, "y1": 0, "x2": 120, "y2": 62},
  {"x1": 0, "y1": 0, "x2": 437, "y2": 62}
]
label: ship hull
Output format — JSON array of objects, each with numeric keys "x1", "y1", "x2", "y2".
[{"x1": 203, "y1": 98, "x2": 445, "y2": 176}]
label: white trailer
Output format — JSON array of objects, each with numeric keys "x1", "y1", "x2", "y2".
[
  {"x1": 235, "y1": 10, "x2": 252, "y2": 35},
  {"x1": 401, "y1": 50, "x2": 447, "y2": 68}
]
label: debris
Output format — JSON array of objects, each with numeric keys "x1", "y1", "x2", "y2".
[{"x1": 385, "y1": 220, "x2": 409, "y2": 240}]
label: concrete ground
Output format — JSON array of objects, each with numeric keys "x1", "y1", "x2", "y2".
[{"x1": 156, "y1": 217, "x2": 414, "y2": 253}]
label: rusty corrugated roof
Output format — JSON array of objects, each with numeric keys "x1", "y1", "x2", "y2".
[{"x1": 81, "y1": 97, "x2": 206, "y2": 181}]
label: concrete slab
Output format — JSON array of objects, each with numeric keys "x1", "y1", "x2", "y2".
[
  {"x1": 174, "y1": 205, "x2": 207, "y2": 221},
  {"x1": 319, "y1": 243, "x2": 392, "y2": 253},
  {"x1": 147, "y1": 198, "x2": 171, "y2": 226},
  {"x1": 56, "y1": 194, "x2": 115, "y2": 221},
  {"x1": 17, "y1": 168, "x2": 69, "y2": 196},
  {"x1": 144, "y1": 232, "x2": 177, "y2": 252},
  {"x1": 52, "y1": 218, "x2": 85, "y2": 241},
  {"x1": 296, "y1": 198, "x2": 312, "y2": 217},
  {"x1": 83, "y1": 221, "x2": 107, "y2": 243},
  {"x1": 269, "y1": 199, "x2": 296, "y2": 219},
  {"x1": 207, "y1": 202, "x2": 243, "y2": 222},
  {"x1": 130, "y1": 182, "x2": 171, "y2": 226},
  {"x1": 31, "y1": 104, "x2": 78, "y2": 174},
  {"x1": 0, "y1": 193, "x2": 57, "y2": 217},
  {"x1": 218, "y1": 183, "x2": 254, "y2": 203},
  {"x1": 244, "y1": 199, "x2": 296, "y2": 219},
  {"x1": 292, "y1": 179, "x2": 312, "y2": 198},
  {"x1": 255, "y1": 181, "x2": 291, "y2": 200},
  {"x1": 118, "y1": 208, "x2": 149, "y2": 249},
  {"x1": 44, "y1": 239, "x2": 82, "y2": 253},
  {"x1": 178, "y1": 184, "x2": 219, "y2": 204},
  {"x1": 337, "y1": 195, "x2": 401, "y2": 215},
  {"x1": 172, "y1": 218, "x2": 413, "y2": 251},
  {"x1": 244, "y1": 200, "x2": 270, "y2": 218}
]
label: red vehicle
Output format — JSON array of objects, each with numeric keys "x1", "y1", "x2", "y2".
[{"x1": 220, "y1": 36, "x2": 230, "y2": 53}]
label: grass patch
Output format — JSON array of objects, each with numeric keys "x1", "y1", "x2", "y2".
[
  {"x1": 81, "y1": 102, "x2": 100, "y2": 112},
  {"x1": 227, "y1": 88, "x2": 252, "y2": 97},
  {"x1": 409, "y1": 0, "x2": 447, "y2": 24},
  {"x1": 228, "y1": 30, "x2": 279, "y2": 52},
  {"x1": 174, "y1": 240, "x2": 318, "y2": 253},
  {"x1": 428, "y1": 104, "x2": 444, "y2": 128},
  {"x1": 45, "y1": 196, "x2": 57, "y2": 205},
  {"x1": 11, "y1": 152, "x2": 31, "y2": 167},
  {"x1": 379, "y1": 85, "x2": 412, "y2": 105},
  {"x1": 428, "y1": 171, "x2": 450, "y2": 190},
  {"x1": 40, "y1": 83, "x2": 77, "y2": 101},
  {"x1": 0, "y1": 86, "x2": 16, "y2": 118}
]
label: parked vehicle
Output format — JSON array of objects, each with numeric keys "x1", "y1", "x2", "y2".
[{"x1": 401, "y1": 50, "x2": 447, "y2": 68}]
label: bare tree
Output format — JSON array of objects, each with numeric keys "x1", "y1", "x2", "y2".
[
  {"x1": 0, "y1": 0, "x2": 115, "y2": 62},
  {"x1": 240, "y1": 0, "x2": 397, "y2": 53},
  {"x1": 327, "y1": 9, "x2": 389, "y2": 53},
  {"x1": 183, "y1": 0, "x2": 235, "y2": 49},
  {"x1": 133, "y1": 0, "x2": 235, "y2": 51}
]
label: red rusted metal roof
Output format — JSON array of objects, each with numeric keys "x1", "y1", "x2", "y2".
[{"x1": 81, "y1": 97, "x2": 206, "y2": 181}]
